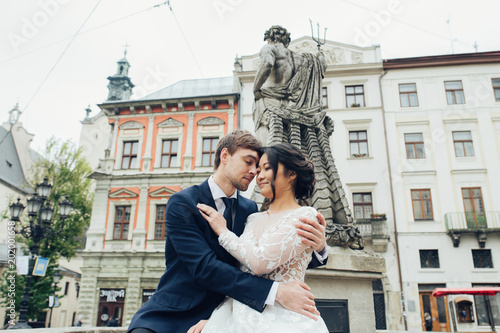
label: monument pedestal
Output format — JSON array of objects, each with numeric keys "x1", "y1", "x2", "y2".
[{"x1": 305, "y1": 247, "x2": 386, "y2": 333}]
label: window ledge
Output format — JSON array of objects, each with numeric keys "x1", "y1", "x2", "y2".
[
  {"x1": 418, "y1": 269, "x2": 445, "y2": 273},
  {"x1": 412, "y1": 220, "x2": 436, "y2": 223},
  {"x1": 471, "y1": 269, "x2": 498, "y2": 273},
  {"x1": 347, "y1": 156, "x2": 373, "y2": 160}
]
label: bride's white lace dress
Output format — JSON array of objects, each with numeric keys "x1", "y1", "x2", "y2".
[{"x1": 202, "y1": 206, "x2": 328, "y2": 333}]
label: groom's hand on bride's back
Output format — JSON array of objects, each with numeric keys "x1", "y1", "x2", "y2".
[
  {"x1": 276, "y1": 281, "x2": 320, "y2": 320},
  {"x1": 296, "y1": 212, "x2": 327, "y2": 252}
]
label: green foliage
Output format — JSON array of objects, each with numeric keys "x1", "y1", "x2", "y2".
[{"x1": 1, "y1": 137, "x2": 93, "y2": 322}]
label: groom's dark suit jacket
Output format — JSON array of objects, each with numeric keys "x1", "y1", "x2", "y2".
[{"x1": 128, "y1": 179, "x2": 325, "y2": 333}]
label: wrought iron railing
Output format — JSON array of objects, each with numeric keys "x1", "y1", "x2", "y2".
[{"x1": 445, "y1": 211, "x2": 500, "y2": 231}]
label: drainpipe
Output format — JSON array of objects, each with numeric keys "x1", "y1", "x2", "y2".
[{"x1": 378, "y1": 68, "x2": 408, "y2": 331}]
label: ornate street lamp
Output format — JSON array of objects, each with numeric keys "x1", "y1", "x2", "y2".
[
  {"x1": 36, "y1": 177, "x2": 52, "y2": 199},
  {"x1": 9, "y1": 198, "x2": 25, "y2": 221},
  {"x1": 48, "y1": 269, "x2": 61, "y2": 328},
  {"x1": 9, "y1": 177, "x2": 72, "y2": 329},
  {"x1": 26, "y1": 194, "x2": 41, "y2": 217}
]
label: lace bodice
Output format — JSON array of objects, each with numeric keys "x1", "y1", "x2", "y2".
[{"x1": 218, "y1": 206, "x2": 317, "y2": 283}]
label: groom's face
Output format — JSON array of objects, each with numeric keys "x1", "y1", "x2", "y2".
[{"x1": 224, "y1": 148, "x2": 259, "y2": 191}]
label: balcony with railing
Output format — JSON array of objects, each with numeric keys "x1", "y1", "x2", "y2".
[
  {"x1": 355, "y1": 215, "x2": 389, "y2": 252},
  {"x1": 445, "y1": 211, "x2": 500, "y2": 247}
]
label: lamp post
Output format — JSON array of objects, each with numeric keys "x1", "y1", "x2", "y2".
[
  {"x1": 47, "y1": 269, "x2": 61, "y2": 328},
  {"x1": 9, "y1": 177, "x2": 73, "y2": 329}
]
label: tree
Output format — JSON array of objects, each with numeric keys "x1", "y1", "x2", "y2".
[{"x1": 1, "y1": 137, "x2": 94, "y2": 322}]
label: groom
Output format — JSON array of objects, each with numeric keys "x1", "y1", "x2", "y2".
[{"x1": 128, "y1": 130, "x2": 327, "y2": 333}]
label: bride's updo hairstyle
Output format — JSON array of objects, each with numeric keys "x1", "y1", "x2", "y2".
[{"x1": 262, "y1": 143, "x2": 316, "y2": 206}]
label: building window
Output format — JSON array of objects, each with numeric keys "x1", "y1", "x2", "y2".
[
  {"x1": 492, "y1": 79, "x2": 500, "y2": 102},
  {"x1": 473, "y1": 284, "x2": 500, "y2": 327},
  {"x1": 121, "y1": 141, "x2": 139, "y2": 169},
  {"x1": 346, "y1": 85, "x2": 365, "y2": 107},
  {"x1": 472, "y1": 250, "x2": 493, "y2": 268},
  {"x1": 405, "y1": 133, "x2": 425, "y2": 159},
  {"x1": 453, "y1": 131, "x2": 474, "y2": 157},
  {"x1": 64, "y1": 281, "x2": 69, "y2": 295},
  {"x1": 322, "y1": 87, "x2": 328, "y2": 109},
  {"x1": 161, "y1": 139, "x2": 178, "y2": 167},
  {"x1": 412, "y1": 189, "x2": 433, "y2": 220},
  {"x1": 113, "y1": 206, "x2": 130, "y2": 240},
  {"x1": 349, "y1": 131, "x2": 368, "y2": 157},
  {"x1": 462, "y1": 187, "x2": 486, "y2": 228},
  {"x1": 353, "y1": 193, "x2": 373, "y2": 219},
  {"x1": 445, "y1": 80, "x2": 465, "y2": 105},
  {"x1": 202, "y1": 137, "x2": 219, "y2": 166},
  {"x1": 399, "y1": 83, "x2": 419, "y2": 107},
  {"x1": 155, "y1": 205, "x2": 166, "y2": 239},
  {"x1": 420, "y1": 250, "x2": 440, "y2": 268},
  {"x1": 372, "y1": 280, "x2": 387, "y2": 330}
]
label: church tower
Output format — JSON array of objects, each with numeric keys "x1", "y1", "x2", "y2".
[{"x1": 106, "y1": 50, "x2": 134, "y2": 101}]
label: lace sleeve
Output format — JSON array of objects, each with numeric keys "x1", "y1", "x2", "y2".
[{"x1": 218, "y1": 207, "x2": 317, "y2": 275}]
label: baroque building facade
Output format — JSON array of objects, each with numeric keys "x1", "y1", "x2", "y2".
[
  {"x1": 77, "y1": 58, "x2": 242, "y2": 326},
  {"x1": 77, "y1": 43, "x2": 500, "y2": 332}
]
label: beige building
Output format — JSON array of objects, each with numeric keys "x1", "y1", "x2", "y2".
[
  {"x1": 381, "y1": 51, "x2": 500, "y2": 332},
  {"x1": 44, "y1": 261, "x2": 82, "y2": 327}
]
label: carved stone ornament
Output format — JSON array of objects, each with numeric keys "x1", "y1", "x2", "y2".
[
  {"x1": 158, "y1": 118, "x2": 184, "y2": 128},
  {"x1": 351, "y1": 51, "x2": 363, "y2": 64},
  {"x1": 326, "y1": 224, "x2": 364, "y2": 249},
  {"x1": 119, "y1": 121, "x2": 144, "y2": 129},
  {"x1": 290, "y1": 41, "x2": 317, "y2": 54},
  {"x1": 324, "y1": 48, "x2": 345, "y2": 65},
  {"x1": 197, "y1": 116, "x2": 225, "y2": 126}
]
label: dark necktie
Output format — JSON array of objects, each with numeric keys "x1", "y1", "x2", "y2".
[{"x1": 221, "y1": 197, "x2": 236, "y2": 231}]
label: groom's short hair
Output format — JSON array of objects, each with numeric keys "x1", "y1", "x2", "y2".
[{"x1": 214, "y1": 129, "x2": 262, "y2": 169}]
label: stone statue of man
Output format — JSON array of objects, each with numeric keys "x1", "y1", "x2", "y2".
[{"x1": 252, "y1": 26, "x2": 360, "y2": 248}]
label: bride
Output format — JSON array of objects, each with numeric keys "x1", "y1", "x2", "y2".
[{"x1": 193, "y1": 143, "x2": 329, "y2": 333}]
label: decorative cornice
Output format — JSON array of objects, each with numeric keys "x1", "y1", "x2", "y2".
[
  {"x1": 109, "y1": 188, "x2": 138, "y2": 198},
  {"x1": 451, "y1": 169, "x2": 487, "y2": 174},
  {"x1": 149, "y1": 187, "x2": 177, "y2": 198},
  {"x1": 383, "y1": 51, "x2": 500, "y2": 70},
  {"x1": 197, "y1": 116, "x2": 225, "y2": 126},
  {"x1": 443, "y1": 118, "x2": 478, "y2": 124},
  {"x1": 158, "y1": 118, "x2": 184, "y2": 128},
  {"x1": 401, "y1": 170, "x2": 436, "y2": 176},
  {"x1": 119, "y1": 121, "x2": 144, "y2": 129}
]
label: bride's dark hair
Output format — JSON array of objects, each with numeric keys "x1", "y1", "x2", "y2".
[{"x1": 262, "y1": 143, "x2": 315, "y2": 207}]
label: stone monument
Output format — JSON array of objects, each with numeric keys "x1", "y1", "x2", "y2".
[
  {"x1": 252, "y1": 25, "x2": 361, "y2": 248},
  {"x1": 247, "y1": 26, "x2": 387, "y2": 333}
]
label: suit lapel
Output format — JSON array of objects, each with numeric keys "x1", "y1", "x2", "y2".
[{"x1": 199, "y1": 179, "x2": 216, "y2": 209}]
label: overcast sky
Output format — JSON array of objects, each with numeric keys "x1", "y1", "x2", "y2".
[{"x1": 2, "y1": 0, "x2": 499, "y2": 151}]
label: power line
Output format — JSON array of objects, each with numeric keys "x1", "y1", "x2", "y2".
[
  {"x1": 338, "y1": 0, "x2": 473, "y2": 51},
  {"x1": 165, "y1": 1, "x2": 205, "y2": 78},
  {"x1": 0, "y1": 2, "x2": 166, "y2": 65},
  {"x1": 22, "y1": 0, "x2": 103, "y2": 114}
]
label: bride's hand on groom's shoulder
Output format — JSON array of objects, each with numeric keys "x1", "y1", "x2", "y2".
[
  {"x1": 296, "y1": 212, "x2": 326, "y2": 252},
  {"x1": 197, "y1": 204, "x2": 228, "y2": 236},
  {"x1": 187, "y1": 319, "x2": 208, "y2": 333}
]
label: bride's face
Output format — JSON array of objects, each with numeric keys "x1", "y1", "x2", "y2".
[{"x1": 256, "y1": 154, "x2": 293, "y2": 199}]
